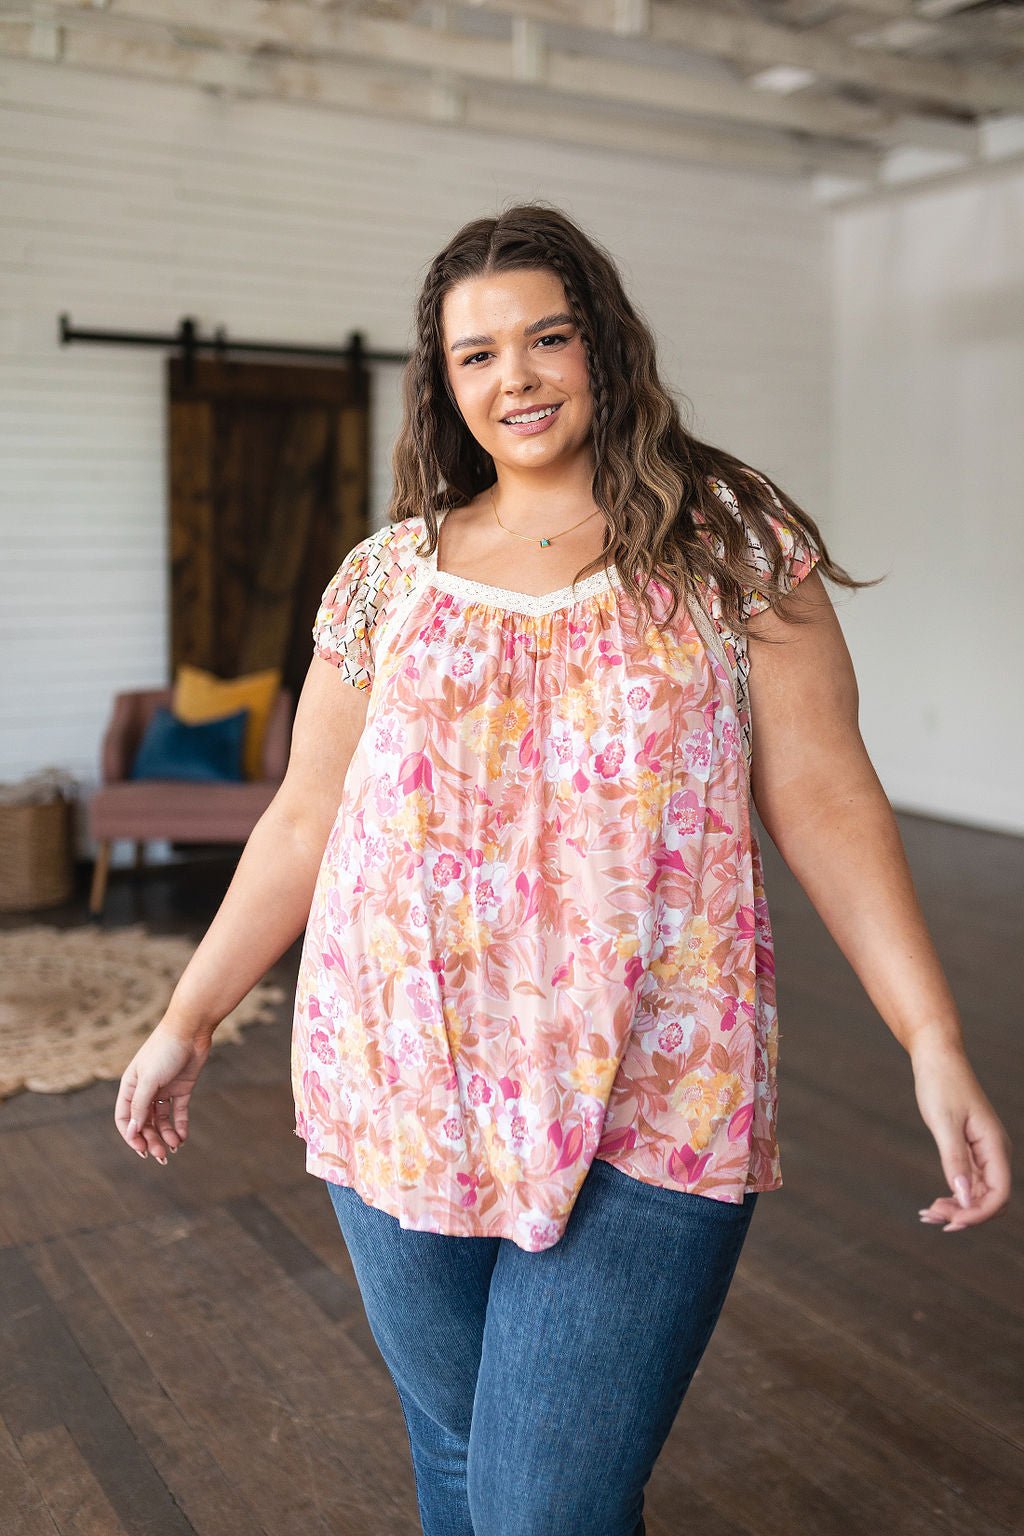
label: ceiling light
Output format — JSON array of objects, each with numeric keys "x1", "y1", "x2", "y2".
[{"x1": 747, "y1": 66, "x2": 818, "y2": 95}]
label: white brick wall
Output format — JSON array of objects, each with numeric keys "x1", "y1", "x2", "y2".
[{"x1": 0, "y1": 57, "x2": 830, "y2": 852}]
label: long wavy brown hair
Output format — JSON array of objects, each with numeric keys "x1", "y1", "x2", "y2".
[{"x1": 388, "y1": 200, "x2": 877, "y2": 641}]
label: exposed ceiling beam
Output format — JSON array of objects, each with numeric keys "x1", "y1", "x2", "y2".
[
  {"x1": 462, "y1": 0, "x2": 1024, "y2": 115},
  {"x1": 0, "y1": 23, "x2": 884, "y2": 179},
  {"x1": 16, "y1": 0, "x2": 903, "y2": 140}
]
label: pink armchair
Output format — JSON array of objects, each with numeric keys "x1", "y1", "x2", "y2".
[{"x1": 88, "y1": 685, "x2": 294, "y2": 915}]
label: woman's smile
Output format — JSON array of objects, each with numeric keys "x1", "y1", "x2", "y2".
[{"x1": 501, "y1": 402, "x2": 563, "y2": 436}]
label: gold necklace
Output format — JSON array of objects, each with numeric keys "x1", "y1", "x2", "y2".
[{"x1": 488, "y1": 484, "x2": 601, "y2": 548}]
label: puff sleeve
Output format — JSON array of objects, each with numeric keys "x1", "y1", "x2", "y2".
[{"x1": 312, "y1": 539, "x2": 376, "y2": 691}]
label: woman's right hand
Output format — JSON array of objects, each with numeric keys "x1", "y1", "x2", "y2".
[{"x1": 114, "y1": 1019, "x2": 213, "y2": 1163}]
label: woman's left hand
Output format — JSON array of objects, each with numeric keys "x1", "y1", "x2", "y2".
[{"x1": 911, "y1": 1042, "x2": 1012, "y2": 1232}]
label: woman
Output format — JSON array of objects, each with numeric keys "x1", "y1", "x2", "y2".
[{"x1": 115, "y1": 203, "x2": 1011, "y2": 1536}]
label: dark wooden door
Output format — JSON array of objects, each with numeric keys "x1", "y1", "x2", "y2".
[{"x1": 167, "y1": 355, "x2": 370, "y2": 705}]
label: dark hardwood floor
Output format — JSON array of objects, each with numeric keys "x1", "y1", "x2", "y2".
[{"x1": 1, "y1": 817, "x2": 1021, "y2": 1536}]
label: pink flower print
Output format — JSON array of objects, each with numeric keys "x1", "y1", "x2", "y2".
[
  {"x1": 721, "y1": 719, "x2": 740, "y2": 759},
  {"x1": 546, "y1": 728, "x2": 574, "y2": 773},
  {"x1": 395, "y1": 1031, "x2": 427, "y2": 1068},
  {"x1": 626, "y1": 684, "x2": 651, "y2": 711},
  {"x1": 648, "y1": 900, "x2": 684, "y2": 957},
  {"x1": 420, "y1": 614, "x2": 449, "y2": 647},
  {"x1": 450, "y1": 647, "x2": 474, "y2": 679},
  {"x1": 406, "y1": 973, "x2": 437, "y2": 1020},
  {"x1": 455, "y1": 1171, "x2": 480, "y2": 1208},
  {"x1": 374, "y1": 717, "x2": 403, "y2": 754},
  {"x1": 397, "y1": 751, "x2": 434, "y2": 796},
  {"x1": 594, "y1": 736, "x2": 625, "y2": 780},
  {"x1": 466, "y1": 1073, "x2": 492, "y2": 1107},
  {"x1": 473, "y1": 878, "x2": 503, "y2": 918},
  {"x1": 310, "y1": 1028, "x2": 337, "y2": 1065},
  {"x1": 371, "y1": 773, "x2": 401, "y2": 819},
  {"x1": 665, "y1": 788, "x2": 703, "y2": 840},
  {"x1": 517, "y1": 725, "x2": 541, "y2": 771},
  {"x1": 702, "y1": 696, "x2": 722, "y2": 734},
  {"x1": 503, "y1": 630, "x2": 534, "y2": 662},
  {"x1": 509, "y1": 1113, "x2": 528, "y2": 1146},
  {"x1": 579, "y1": 1101, "x2": 604, "y2": 1158},
  {"x1": 658, "y1": 1021, "x2": 685, "y2": 1052},
  {"x1": 363, "y1": 832, "x2": 390, "y2": 866},
  {"x1": 516, "y1": 870, "x2": 543, "y2": 923},
  {"x1": 683, "y1": 728, "x2": 714, "y2": 779},
  {"x1": 528, "y1": 1221, "x2": 561, "y2": 1249},
  {"x1": 442, "y1": 1114, "x2": 465, "y2": 1142},
  {"x1": 567, "y1": 620, "x2": 590, "y2": 652},
  {"x1": 433, "y1": 852, "x2": 463, "y2": 889},
  {"x1": 668, "y1": 1143, "x2": 712, "y2": 1184}
]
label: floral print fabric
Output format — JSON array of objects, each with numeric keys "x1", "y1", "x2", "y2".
[{"x1": 292, "y1": 480, "x2": 819, "y2": 1252}]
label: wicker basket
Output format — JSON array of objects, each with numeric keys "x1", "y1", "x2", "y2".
[{"x1": 0, "y1": 788, "x2": 75, "y2": 913}]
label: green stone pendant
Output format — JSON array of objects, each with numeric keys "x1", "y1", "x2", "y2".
[{"x1": 540, "y1": 538, "x2": 551, "y2": 547}]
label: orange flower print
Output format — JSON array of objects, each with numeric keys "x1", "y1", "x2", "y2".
[
  {"x1": 635, "y1": 766, "x2": 669, "y2": 833},
  {"x1": 355, "y1": 1140, "x2": 391, "y2": 1191},
  {"x1": 568, "y1": 1053, "x2": 619, "y2": 1097},
  {"x1": 394, "y1": 1115, "x2": 429, "y2": 1186},
  {"x1": 670, "y1": 1070, "x2": 746, "y2": 1151},
  {"x1": 483, "y1": 1122, "x2": 522, "y2": 1186}
]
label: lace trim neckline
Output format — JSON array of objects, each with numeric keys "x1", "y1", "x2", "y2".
[{"x1": 413, "y1": 513, "x2": 621, "y2": 617}]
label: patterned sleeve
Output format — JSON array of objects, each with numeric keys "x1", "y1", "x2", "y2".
[
  {"x1": 312, "y1": 538, "x2": 377, "y2": 691},
  {"x1": 708, "y1": 474, "x2": 820, "y2": 621}
]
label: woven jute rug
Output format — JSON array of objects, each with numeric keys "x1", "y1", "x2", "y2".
[{"x1": 0, "y1": 923, "x2": 287, "y2": 1098}]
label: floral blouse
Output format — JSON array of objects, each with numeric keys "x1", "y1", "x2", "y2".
[{"x1": 291, "y1": 478, "x2": 820, "y2": 1252}]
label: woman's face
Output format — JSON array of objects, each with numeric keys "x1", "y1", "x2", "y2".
[{"x1": 441, "y1": 267, "x2": 594, "y2": 478}]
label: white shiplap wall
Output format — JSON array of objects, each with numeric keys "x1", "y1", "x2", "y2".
[
  {"x1": 830, "y1": 164, "x2": 1024, "y2": 835},
  {"x1": 0, "y1": 57, "x2": 831, "y2": 854}
]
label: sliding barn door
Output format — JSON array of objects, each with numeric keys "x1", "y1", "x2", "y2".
[{"x1": 167, "y1": 355, "x2": 370, "y2": 704}]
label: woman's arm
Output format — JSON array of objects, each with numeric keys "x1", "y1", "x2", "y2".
[
  {"x1": 746, "y1": 572, "x2": 1011, "y2": 1231},
  {"x1": 114, "y1": 656, "x2": 370, "y2": 1160}
]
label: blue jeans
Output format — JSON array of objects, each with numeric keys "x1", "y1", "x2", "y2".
[{"x1": 326, "y1": 1157, "x2": 759, "y2": 1536}]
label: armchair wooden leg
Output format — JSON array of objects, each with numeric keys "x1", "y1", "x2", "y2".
[{"x1": 89, "y1": 840, "x2": 112, "y2": 916}]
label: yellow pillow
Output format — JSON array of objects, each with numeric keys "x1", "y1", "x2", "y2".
[{"x1": 173, "y1": 665, "x2": 281, "y2": 781}]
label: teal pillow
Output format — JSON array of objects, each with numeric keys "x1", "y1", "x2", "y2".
[{"x1": 130, "y1": 706, "x2": 249, "y2": 783}]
